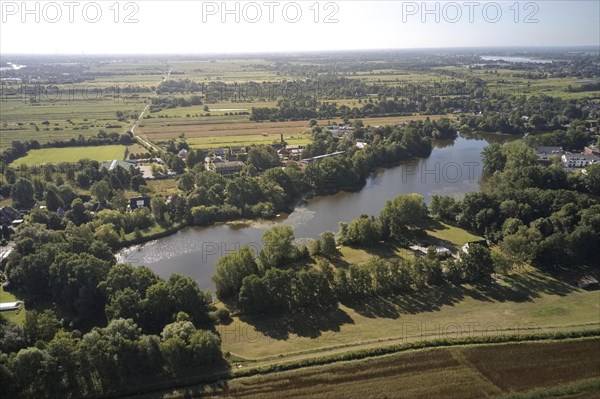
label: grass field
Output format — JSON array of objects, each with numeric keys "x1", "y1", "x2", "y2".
[
  {"x1": 164, "y1": 338, "x2": 600, "y2": 399},
  {"x1": 423, "y1": 220, "x2": 484, "y2": 247},
  {"x1": 187, "y1": 133, "x2": 312, "y2": 149},
  {"x1": 219, "y1": 266, "x2": 600, "y2": 360},
  {"x1": 9, "y1": 145, "x2": 130, "y2": 166}
]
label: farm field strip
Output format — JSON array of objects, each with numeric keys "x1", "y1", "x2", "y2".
[
  {"x1": 165, "y1": 338, "x2": 600, "y2": 399},
  {"x1": 137, "y1": 114, "x2": 453, "y2": 140}
]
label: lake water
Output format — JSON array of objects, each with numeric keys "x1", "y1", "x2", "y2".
[
  {"x1": 481, "y1": 56, "x2": 552, "y2": 64},
  {"x1": 117, "y1": 132, "x2": 514, "y2": 292}
]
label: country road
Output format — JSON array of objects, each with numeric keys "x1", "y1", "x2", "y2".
[{"x1": 129, "y1": 68, "x2": 172, "y2": 153}]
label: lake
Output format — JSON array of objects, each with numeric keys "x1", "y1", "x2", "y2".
[
  {"x1": 481, "y1": 55, "x2": 552, "y2": 64},
  {"x1": 117, "y1": 132, "x2": 514, "y2": 292}
]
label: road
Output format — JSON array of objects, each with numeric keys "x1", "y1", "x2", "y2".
[{"x1": 129, "y1": 68, "x2": 172, "y2": 154}]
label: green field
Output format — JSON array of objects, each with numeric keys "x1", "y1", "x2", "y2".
[
  {"x1": 164, "y1": 338, "x2": 600, "y2": 399},
  {"x1": 187, "y1": 132, "x2": 312, "y2": 149},
  {"x1": 219, "y1": 266, "x2": 600, "y2": 360},
  {"x1": 10, "y1": 145, "x2": 129, "y2": 166},
  {"x1": 424, "y1": 220, "x2": 484, "y2": 247}
]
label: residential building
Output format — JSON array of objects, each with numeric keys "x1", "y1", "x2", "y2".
[
  {"x1": 130, "y1": 196, "x2": 151, "y2": 210},
  {"x1": 299, "y1": 151, "x2": 346, "y2": 167},
  {"x1": 535, "y1": 147, "x2": 563, "y2": 165},
  {"x1": 212, "y1": 161, "x2": 245, "y2": 175},
  {"x1": 561, "y1": 153, "x2": 600, "y2": 168},
  {"x1": 100, "y1": 160, "x2": 137, "y2": 172}
]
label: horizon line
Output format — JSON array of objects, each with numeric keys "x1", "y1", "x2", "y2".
[{"x1": 1, "y1": 44, "x2": 599, "y2": 57}]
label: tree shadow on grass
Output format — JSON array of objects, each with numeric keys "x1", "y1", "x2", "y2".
[
  {"x1": 342, "y1": 270, "x2": 580, "y2": 320},
  {"x1": 341, "y1": 284, "x2": 466, "y2": 319},
  {"x1": 239, "y1": 306, "x2": 355, "y2": 341}
]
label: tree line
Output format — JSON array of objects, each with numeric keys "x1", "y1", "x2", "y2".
[
  {"x1": 430, "y1": 141, "x2": 599, "y2": 269},
  {"x1": 213, "y1": 194, "x2": 497, "y2": 316}
]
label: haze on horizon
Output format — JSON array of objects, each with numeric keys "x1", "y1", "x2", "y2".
[{"x1": 0, "y1": 0, "x2": 599, "y2": 55}]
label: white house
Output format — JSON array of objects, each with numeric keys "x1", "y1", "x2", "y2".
[{"x1": 561, "y1": 153, "x2": 600, "y2": 168}]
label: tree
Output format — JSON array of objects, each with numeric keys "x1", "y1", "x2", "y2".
[
  {"x1": 460, "y1": 244, "x2": 494, "y2": 283},
  {"x1": 429, "y1": 195, "x2": 459, "y2": 222},
  {"x1": 583, "y1": 163, "x2": 600, "y2": 195},
  {"x1": 49, "y1": 252, "x2": 111, "y2": 319},
  {"x1": 23, "y1": 310, "x2": 61, "y2": 344},
  {"x1": 10, "y1": 177, "x2": 35, "y2": 209},
  {"x1": 338, "y1": 216, "x2": 382, "y2": 246},
  {"x1": 44, "y1": 187, "x2": 63, "y2": 212},
  {"x1": 213, "y1": 246, "x2": 259, "y2": 300},
  {"x1": 90, "y1": 180, "x2": 111, "y2": 203},
  {"x1": 151, "y1": 196, "x2": 168, "y2": 224},
  {"x1": 258, "y1": 225, "x2": 299, "y2": 270},
  {"x1": 105, "y1": 288, "x2": 143, "y2": 322},
  {"x1": 319, "y1": 231, "x2": 337, "y2": 257},
  {"x1": 379, "y1": 194, "x2": 428, "y2": 239},
  {"x1": 66, "y1": 198, "x2": 89, "y2": 225},
  {"x1": 167, "y1": 274, "x2": 211, "y2": 324},
  {"x1": 238, "y1": 274, "x2": 270, "y2": 313},
  {"x1": 9, "y1": 347, "x2": 59, "y2": 398},
  {"x1": 94, "y1": 223, "x2": 120, "y2": 249},
  {"x1": 482, "y1": 142, "x2": 506, "y2": 174}
]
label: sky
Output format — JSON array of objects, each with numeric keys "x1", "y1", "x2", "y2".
[{"x1": 0, "y1": 1, "x2": 598, "y2": 54}]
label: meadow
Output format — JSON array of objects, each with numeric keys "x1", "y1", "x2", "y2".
[
  {"x1": 9, "y1": 145, "x2": 130, "y2": 166},
  {"x1": 218, "y1": 265, "x2": 600, "y2": 360}
]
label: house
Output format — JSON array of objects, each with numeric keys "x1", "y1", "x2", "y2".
[
  {"x1": 212, "y1": 148, "x2": 226, "y2": 157},
  {"x1": 286, "y1": 145, "x2": 305, "y2": 157},
  {"x1": 561, "y1": 153, "x2": 600, "y2": 168},
  {"x1": 535, "y1": 147, "x2": 563, "y2": 165},
  {"x1": 100, "y1": 160, "x2": 137, "y2": 172},
  {"x1": 0, "y1": 207, "x2": 19, "y2": 225},
  {"x1": 90, "y1": 202, "x2": 106, "y2": 213},
  {"x1": 178, "y1": 149, "x2": 189, "y2": 159},
  {"x1": 277, "y1": 147, "x2": 290, "y2": 158},
  {"x1": 212, "y1": 161, "x2": 245, "y2": 175},
  {"x1": 230, "y1": 146, "x2": 247, "y2": 156},
  {"x1": 409, "y1": 245, "x2": 452, "y2": 258},
  {"x1": 584, "y1": 146, "x2": 600, "y2": 157},
  {"x1": 0, "y1": 242, "x2": 15, "y2": 265},
  {"x1": 299, "y1": 151, "x2": 347, "y2": 167},
  {"x1": 355, "y1": 141, "x2": 368, "y2": 149},
  {"x1": 326, "y1": 124, "x2": 355, "y2": 138},
  {"x1": 461, "y1": 240, "x2": 489, "y2": 254},
  {"x1": 278, "y1": 145, "x2": 305, "y2": 159},
  {"x1": 130, "y1": 196, "x2": 151, "y2": 210},
  {"x1": 0, "y1": 301, "x2": 24, "y2": 313}
]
